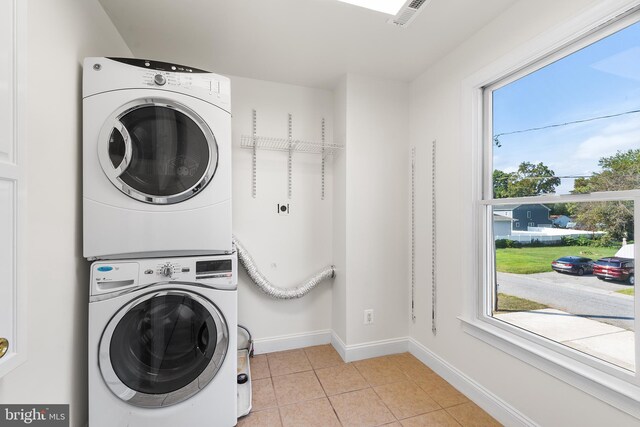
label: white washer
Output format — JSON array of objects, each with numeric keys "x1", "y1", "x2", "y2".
[
  {"x1": 89, "y1": 254, "x2": 238, "y2": 427},
  {"x1": 83, "y1": 57, "x2": 232, "y2": 260}
]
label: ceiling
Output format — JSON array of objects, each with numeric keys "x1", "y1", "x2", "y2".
[{"x1": 98, "y1": 0, "x2": 517, "y2": 89}]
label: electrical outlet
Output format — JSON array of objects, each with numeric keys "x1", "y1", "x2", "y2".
[
  {"x1": 364, "y1": 309, "x2": 374, "y2": 325},
  {"x1": 277, "y1": 203, "x2": 290, "y2": 215}
]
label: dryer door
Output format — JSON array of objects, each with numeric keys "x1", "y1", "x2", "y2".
[
  {"x1": 99, "y1": 289, "x2": 228, "y2": 407},
  {"x1": 98, "y1": 98, "x2": 218, "y2": 205}
]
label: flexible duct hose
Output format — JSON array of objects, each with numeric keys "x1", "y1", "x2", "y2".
[{"x1": 233, "y1": 235, "x2": 335, "y2": 299}]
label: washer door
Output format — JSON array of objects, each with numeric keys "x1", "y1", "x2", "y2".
[
  {"x1": 99, "y1": 290, "x2": 228, "y2": 407},
  {"x1": 98, "y1": 98, "x2": 218, "y2": 205}
]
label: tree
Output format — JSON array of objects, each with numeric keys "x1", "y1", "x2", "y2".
[
  {"x1": 569, "y1": 149, "x2": 639, "y2": 240},
  {"x1": 492, "y1": 170, "x2": 510, "y2": 198},
  {"x1": 493, "y1": 162, "x2": 560, "y2": 198}
]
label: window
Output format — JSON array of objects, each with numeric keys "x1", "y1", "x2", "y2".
[
  {"x1": 464, "y1": 2, "x2": 640, "y2": 417},
  {"x1": 486, "y1": 14, "x2": 640, "y2": 372}
]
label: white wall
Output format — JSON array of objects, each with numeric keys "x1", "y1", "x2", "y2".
[
  {"x1": 332, "y1": 76, "x2": 348, "y2": 341},
  {"x1": 230, "y1": 76, "x2": 335, "y2": 345},
  {"x1": 339, "y1": 74, "x2": 410, "y2": 346},
  {"x1": 0, "y1": 0, "x2": 131, "y2": 426},
  {"x1": 410, "y1": 0, "x2": 639, "y2": 425}
]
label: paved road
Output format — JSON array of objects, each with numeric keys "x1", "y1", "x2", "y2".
[{"x1": 497, "y1": 272, "x2": 635, "y2": 330}]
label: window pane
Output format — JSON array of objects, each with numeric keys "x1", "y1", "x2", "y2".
[
  {"x1": 491, "y1": 201, "x2": 635, "y2": 371},
  {"x1": 491, "y1": 21, "x2": 640, "y2": 198}
]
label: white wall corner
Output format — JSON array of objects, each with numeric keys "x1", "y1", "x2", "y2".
[
  {"x1": 330, "y1": 330, "x2": 348, "y2": 361},
  {"x1": 408, "y1": 338, "x2": 539, "y2": 427},
  {"x1": 252, "y1": 329, "x2": 332, "y2": 355},
  {"x1": 336, "y1": 334, "x2": 410, "y2": 363}
]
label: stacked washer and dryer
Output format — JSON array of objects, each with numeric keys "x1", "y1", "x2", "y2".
[{"x1": 83, "y1": 58, "x2": 238, "y2": 427}]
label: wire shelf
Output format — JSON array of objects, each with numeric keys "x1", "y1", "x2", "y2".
[{"x1": 240, "y1": 135, "x2": 344, "y2": 158}]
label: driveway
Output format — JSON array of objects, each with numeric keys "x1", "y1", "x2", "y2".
[{"x1": 497, "y1": 271, "x2": 634, "y2": 330}]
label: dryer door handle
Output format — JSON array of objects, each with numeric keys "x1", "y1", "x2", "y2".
[{"x1": 112, "y1": 121, "x2": 133, "y2": 177}]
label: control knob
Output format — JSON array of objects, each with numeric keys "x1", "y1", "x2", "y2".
[
  {"x1": 161, "y1": 265, "x2": 173, "y2": 277},
  {"x1": 154, "y1": 74, "x2": 166, "y2": 86}
]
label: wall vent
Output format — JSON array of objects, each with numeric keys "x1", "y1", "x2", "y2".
[{"x1": 388, "y1": 0, "x2": 431, "y2": 27}]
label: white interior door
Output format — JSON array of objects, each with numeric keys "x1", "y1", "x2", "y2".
[{"x1": 0, "y1": 0, "x2": 26, "y2": 377}]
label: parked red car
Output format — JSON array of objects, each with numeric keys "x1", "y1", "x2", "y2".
[{"x1": 593, "y1": 257, "x2": 635, "y2": 285}]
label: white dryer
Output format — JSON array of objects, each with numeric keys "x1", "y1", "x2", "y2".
[
  {"x1": 89, "y1": 254, "x2": 238, "y2": 427},
  {"x1": 83, "y1": 57, "x2": 232, "y2": 260}
]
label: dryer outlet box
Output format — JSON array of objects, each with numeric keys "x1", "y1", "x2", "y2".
[{"x1": 278, "y1": 203, "x2": 290, "y2": 215}]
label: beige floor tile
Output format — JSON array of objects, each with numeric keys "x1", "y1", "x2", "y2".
[
  {"x1": 386, "y1": 353, "x2": 439, "y2": 380},
  {"x1": 267, "y1": 349, "x2": 312, "y2": 377},
  {"x1": 415, "y1": 376, "x2": 468, "y2": 408},
  {"x1": 251, "y1": 354, "x2": 271, "y2": 380},
  {"x1": 272, "y1": 370, "x2": 325, "y2": 406},
  {"x1": 238, "y1": 408, "x2": 283, "y2": 427},
  {"x1": 279, "y1": 397, "x2": 341, "y2": 427},
  {"x1": 401, "y1": 410, "x2": 462, "y2": 427},
  {"x1": 445, "y1": 402, "x2": 502, "y2": 427},
  {"x1": 382, "y1": 423, "x2": 403, "y2": 427},
  {"x1": 329, "y1": 388, "x2": 396, "y2": 427},
  {"x1": 315, "y1": 363, "x2": 369, "y2": 396},
  {"x1": 304, "y1": 344, "x2": 345, "y2": 369},
  {"x1": 252, "y1": 378, "x2": 278, "y2": 411},
  {"x1": 374, "y1": 381, "x2": 441, "y2": 420},
  {"x1": 354, "y1": 356, "x2": 409, "y2": 387}
]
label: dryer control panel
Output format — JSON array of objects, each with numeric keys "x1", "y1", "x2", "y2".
[
  {"x1": 91, "y1": 252, "x2": 237, "y2": 299},
  {"x1": 83, "y1": 57, "x2": 231, "y2": 113}
]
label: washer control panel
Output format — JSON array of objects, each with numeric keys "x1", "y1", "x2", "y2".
[{"x1": 91, "y1": 253, "x2": 237, "y2": 298}]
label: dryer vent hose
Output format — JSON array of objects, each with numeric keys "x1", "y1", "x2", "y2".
[{"x1": 233, "y1": 235, "x2": 335, "y2": 300}]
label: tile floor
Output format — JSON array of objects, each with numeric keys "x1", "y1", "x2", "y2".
[{"x1": 238, "y1": 345, "x2": 501, "y2": 427}]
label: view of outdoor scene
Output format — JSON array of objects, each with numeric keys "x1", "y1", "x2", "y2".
[{"x1": 490, "y1": 20, "x2": 639, "y2": 371}]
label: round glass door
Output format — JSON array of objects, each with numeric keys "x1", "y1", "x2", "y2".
[
  {"x1": 99, "y1": 99, "x2": 218, "y2": 204},
  {"x1": 99, "y1": 290, "x2": 228, "y2": 407}
]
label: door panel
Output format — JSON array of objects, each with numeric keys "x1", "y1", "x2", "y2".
[{"x1": 0, "y1": 180, "x2": 14, "y2": 364}]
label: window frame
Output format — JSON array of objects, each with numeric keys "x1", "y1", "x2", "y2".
[{"x1": 461, "y1": 0, "x2": 640, "y2": 418}]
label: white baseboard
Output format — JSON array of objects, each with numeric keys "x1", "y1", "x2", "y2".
[
  {"x1": 408, "y1": 338, "x2": 539, "y2": 427},
  {"x1": 331, "y1": 331, "x2": 409, "y2": 362},
  {"x1": 252, "y1": 329, "x2": 332, "y2": 354}
]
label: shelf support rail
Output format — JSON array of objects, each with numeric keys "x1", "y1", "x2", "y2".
[
  {"x1": 321, "y1": 118, "x2": 326, "y2": 200},
  {"x1": 252, "y1": 109, "x2": 257, "y2": 198},
  {"x1": 288, "y1": 113, "x2": 293, "y2": 199}
]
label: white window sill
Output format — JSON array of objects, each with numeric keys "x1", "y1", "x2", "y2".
[{"x1": 459, "y1": 315, "x2": 640, "y2": 419}]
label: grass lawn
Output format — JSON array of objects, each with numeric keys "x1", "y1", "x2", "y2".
[
  {"x1": 495, "y1": 246, "x2": 618, "y2": 274},
  {"x1": 616, "y1": 288, "x2": 635, "y2": 296},
  {"x1": 496, "y1": 293, "x2": 548, "y2": 313}
]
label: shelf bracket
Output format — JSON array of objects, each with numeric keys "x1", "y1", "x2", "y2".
[
  {"x1": 411, "y1": 146, "x2": 416, "y2": 322},
  {"x1": 288, "y1": 113, "x2": 293, "y2": 199},
  {"x1": 252, "y1": 109, "x2": 257, "y2": 198},
  {"x1": 321, "y1": 118, "x2": 326, "y2": 201},
  {"x1": 432, "y1": 139, "x2": 437, "y2": 335}
]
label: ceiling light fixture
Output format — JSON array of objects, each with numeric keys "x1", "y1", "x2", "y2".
[{"x1": 336, "y1": 0, "x2": 406, "y2": 15}]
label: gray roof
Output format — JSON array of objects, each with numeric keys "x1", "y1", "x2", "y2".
[
  {"x1": 493, "y1": 213, "x2": 514, "y2": 222},
  {"x1": 494, "y1": 203, "x2": 550, "y2": 211}
]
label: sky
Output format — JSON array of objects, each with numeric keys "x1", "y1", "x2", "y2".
[{"x1": 492, "y1": 19, "x2": 640, "y2": 196}]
